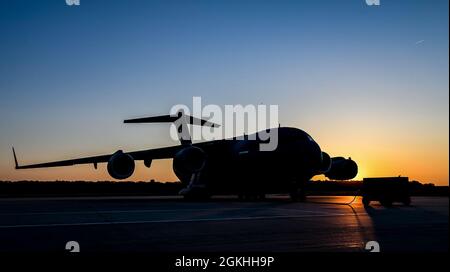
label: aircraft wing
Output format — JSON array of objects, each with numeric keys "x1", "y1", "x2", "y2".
[{"x1": 12, "y1": 145, "x2": 183, "y2": 170}]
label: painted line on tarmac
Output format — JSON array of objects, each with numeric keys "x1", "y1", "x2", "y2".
[{"x1": 0, "y1": 213, "x2": 352, "y2": 229}]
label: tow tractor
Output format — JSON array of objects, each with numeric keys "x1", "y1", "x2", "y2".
[{"x1": 362, "y1": 177, "x2": 411, "y2": 207}]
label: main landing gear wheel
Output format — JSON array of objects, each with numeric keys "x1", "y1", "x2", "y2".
[
  {"x1": 290, "y1": 189, "x2": 306, "y2": 202},
  {"x1": 181, "y1": 188, "x2": 211, "y2": 201},
  {"x1": 379, "y1": 198, "x2": 393, "y2": 207},
  {"x1": 238, "y1": 193, "x2": 266, "y2": 201},
  {"x1": 180, "y1": 171, "x2": 210, "y2": 201},
  {"x1": 290, "y1": 179, "x2": 307, "y2": 202},
  {"x1": 403, "y1": 197, "x2": 411, "y2": 206}
]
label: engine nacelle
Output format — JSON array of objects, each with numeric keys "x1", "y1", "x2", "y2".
[
  {"x1": 325, "y1": 157, "x2": 358, "y2": 180},
  {"x1": 173, "y1": 146, "x2": 206, "y2": 181},
  {"x1": 107, "y1": 150, "x2": 135, "y2": 180}
]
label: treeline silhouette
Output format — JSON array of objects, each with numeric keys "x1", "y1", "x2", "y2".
[
  {"x1": 0, "y1": 180, "x2": 183, "y2": 197},
  {"x1": 0, "y1": 180, "x2": 447, "y2": 198}
]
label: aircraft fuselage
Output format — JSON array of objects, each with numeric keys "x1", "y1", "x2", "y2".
[{"x1": 174, "y1": 127, "x2": 323, "y2": 195}]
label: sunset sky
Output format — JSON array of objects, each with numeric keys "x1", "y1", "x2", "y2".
[{"x1": 0, "y1": 0, "x2": 448, "y2": 185}]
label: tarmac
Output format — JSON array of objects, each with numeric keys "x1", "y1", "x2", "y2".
[{"x1": 0, "y1": 195, "x2": 447, "y2": 252}]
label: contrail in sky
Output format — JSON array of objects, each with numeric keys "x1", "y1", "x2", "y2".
[{"x1": 415, "y1": 40, "x2": 425, "y2": 45}]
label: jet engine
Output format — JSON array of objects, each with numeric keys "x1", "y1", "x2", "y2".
[
  {"x1": 173, "y1": 146, "x2": 206, "y2": 181},
  {"x1": 107, "y1": 150, "x2": 135, "y2": 180},
  {"x1": 325, "y1": 157, "x2": 358, "y2": 180}
]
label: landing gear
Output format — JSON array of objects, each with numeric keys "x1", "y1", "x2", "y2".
[
  {"x1": 179, "y1": 171, "x2": 210, "y2": 200},
  {"x1": 290, "y1": 180, "x2": 307, "y2": 202},
  {"x1": 379, "y1": 198, "x2": 393, "y2": 207},
  {"x1": 290, "y1": 189, "x2": 306, "y2": 202},
  {"x1": 403, "y1": 197, "x2": 411, "y2": 206},
  {"x1": 238, "y1": 193, "x2": 266, "y2": 201},
  {"x1": 182, "y1": 190, "x2": 211, "y2": 201}
]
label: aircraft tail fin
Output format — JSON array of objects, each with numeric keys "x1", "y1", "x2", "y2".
[
  {"x1": 12, "y1": 147, "x2": 19, "y2": 169},
  {"x1": 124, "y1": 113, "x2": 220, "y2": 146}
]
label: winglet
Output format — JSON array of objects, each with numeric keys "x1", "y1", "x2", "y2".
[{"x1": 12, "y1": 147, "x2": 19, "y2": 169}]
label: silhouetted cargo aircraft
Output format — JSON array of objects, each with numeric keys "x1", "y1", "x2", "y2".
[{"x1": 13, "y1": 113, "x2": 357, "y2": 200}]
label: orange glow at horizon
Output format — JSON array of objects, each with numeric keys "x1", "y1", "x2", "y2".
[
  {"x1": 1, "y1": 141, "x2": 448, "y2": 186},
  {"x1": 0, "y1": 111, "x2": 448, "y2": 186},
  {"x1": 303, "y1": 109, "x2": 449, "y2": 186}
]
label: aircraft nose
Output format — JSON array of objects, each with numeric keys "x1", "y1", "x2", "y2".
[{"x1": 284, "y1": 138, "x2": 323, "y2": 174}]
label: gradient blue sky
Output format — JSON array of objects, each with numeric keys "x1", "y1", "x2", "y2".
[{"x1": 0, "y1": 0, "x2": 448, "y2": 184}]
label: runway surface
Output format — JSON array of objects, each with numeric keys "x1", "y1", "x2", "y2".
[{"x1": 0, "y1": 196, "x2": 447, "y2": 252}]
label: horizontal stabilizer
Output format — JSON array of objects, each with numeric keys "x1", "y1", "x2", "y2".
[{"x1": 124, "y1": 114, "x2": 220, "y2": 128}]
